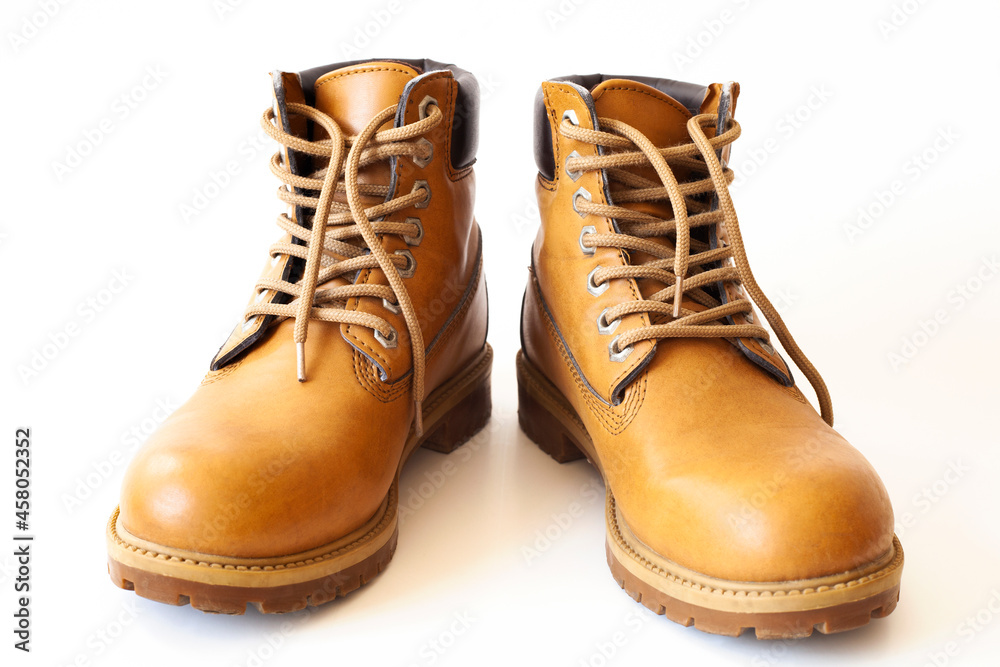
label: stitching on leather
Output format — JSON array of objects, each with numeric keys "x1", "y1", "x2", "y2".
[
  {"x1": 520, "y1": 331, "x2": 644, "y2": 440},
  {"x1": 344, "y1": 264, "x2": 392, "y2": 376},
  {"x1": 452, "y1": 166, "x2": 474, "y2": 182},
  {"x1": 346, "y1": 73, "x2": 456, "y2": 376},
  {"x1": 350, "y1": 323, "x2": 392, "y2": 374},
  {"x1": 543, "y1": 84, "x2": 563, "y2": 186},
  {"x1": 529, "y1": 270, "x2": 642, "y2": 434},
  {"x1": 314, "y1": 66, "x2": 416, "y2": 87},
  {"x1": 602, "y1": 212, "x2": 651, "y2": 398},
  {"x1": 587, "y1": 111, "x2": 654, "y2": 398},
  {"x1": 542, "y1": 84, "x2": 653, "y2": 399},
  {"x1": 537, "y1": 172, "x2": 556, "y2": 192},
  {"x1": 354, "y1": 252, "x2": 484, "y2": 403},
  {"x1": 201, "y1": 358, "x2": 243, "y2": 385},
  {"x1": 425, "y1": 257, "x2": 482, "y2": 366},
  {"x1": 607, "y1": 494, "x2": 904, "y2": 597},
  {"x1": 355, "y1": 349, "x2": 408, "y2": 402},
  {"x1": 592, "y1": 84, "x2": 691, "y2": 118},
  {"x1": 443, "y1": 78, "x2": 458, "y2": 180},
  {"x1": 107, "y1": 487, "x2": 396, "y2": 571}
]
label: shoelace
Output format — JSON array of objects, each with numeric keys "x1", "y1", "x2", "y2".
[
  {"x1": 563, "y1": 113, "x2": 834, "y2": 425},
  {"x1": 243, "y1": 101, "x2": 443, "y2": 435}
]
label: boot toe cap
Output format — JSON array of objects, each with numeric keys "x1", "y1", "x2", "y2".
[
  {"x1": 624, "y1": 429, "x2": 896, "y2": 583},
  {"x1": 116, "y1": 409, "x2": 392, "y2": 559}
]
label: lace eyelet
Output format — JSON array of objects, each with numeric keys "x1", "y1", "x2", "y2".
[
  {"x1": 744, "y1": 310, "x2": 754, "y2": 324},
  {"x1": 597, "y1": 308, "x2": 620, "y2": 335},
  {"x1": 579, "y1": 225, "x2": 596, "y2": 255},
  {"x1": 412, "y1": 180, "x2": 431, "y2": 209},
  {"x1": 586, "y1": 266, "x2": 608, "y2": 296},
  {"x1": 382, "y1": 298, "x2": 400, "y2": 314},
  {"x1": 254, "y1": 289, "x2": 267, "y2": 304},
  {"x1": 412, "y1": 137, "x2": 433, "y2": 168},
  {"x1": 403, "y1": 217, "x2": 423, "y2": 246},
  {"x1": 375, "y1": 326, "x2": 398, "y2": 349},
  {"x1": 565, "y1": 150, "x2": 583, "y2": 181},
  {"x1": 760, "y1": 340, "x2": 775, "y2": 355},
  {"x1": 394, "y1": 249, "x2": 416, "y2": 278},
  {"x1": 562, "y1": 109, "x2": 580, "y2": 126},
  {"x1": 418, "y1": 95, "x2": 439, "y2": 120},
  {"x1": 608, "y1": 335, "x2": 633, "y2": 363},
  {"x1": 572, "y1": 187, "x2": 591, "y2": 218}
]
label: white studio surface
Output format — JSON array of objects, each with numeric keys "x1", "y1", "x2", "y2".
[{"x1": 2, "y1": 1, "x2": 999, "y2": 665}]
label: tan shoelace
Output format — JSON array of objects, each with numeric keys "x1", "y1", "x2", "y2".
[
  {"x1": 563, "y1": 113, "x2": 834, "y2": 425},
  {"x1": 243, "y1": 101, "x2": 443, "y2": 434}
]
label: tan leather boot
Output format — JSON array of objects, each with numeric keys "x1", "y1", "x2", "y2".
[
  {"x1": 518, "y1": 74, "x2": 902, "y2": 638},
  {"x1": 106, "y1": 59, "x2": 491, "y2": 613}
]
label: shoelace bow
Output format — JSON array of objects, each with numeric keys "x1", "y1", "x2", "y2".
[
  {"x1": 243, "y1": 101, "x2": 443, "y2": 435},
  {"x1": 563, "y1": 113, "x2": 834, "y2": 425}
]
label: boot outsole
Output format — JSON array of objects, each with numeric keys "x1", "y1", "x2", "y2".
[
  {"x1": 515, "y1": 349, "x2": 903, "y2": 640},
  {"x1": 106, "y1": 344, "x2": 493, "y2": 614}
]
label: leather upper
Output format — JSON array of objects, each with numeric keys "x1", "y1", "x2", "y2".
[
  {"x1": 522, "y1": 76, "x2": 895, "y2": 582},
  {"x1": 119, "y1": 60, "x2": 487, "y2": 558}
]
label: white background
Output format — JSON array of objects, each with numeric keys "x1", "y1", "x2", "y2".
[{"x1": 3, "y1": 0, "x2": 1000, "y2": 665}]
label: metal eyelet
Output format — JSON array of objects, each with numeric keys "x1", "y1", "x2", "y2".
[
  {"x1": 608, "y1": 335, "x2": 633, "y2": 363},
  {"x1": 586, "y1": 266, "x2": 608, "y2": 296},
  {"x1": 254, "y1": 289, "x2": 267, "y2": 304},
  {"x1": 572, "y1": 187, "x2": 591, "y2": 218},
  {"x1": 597, "y1": 308, "x2": 620, "y2": 335},
  {"x1": 412, "y1": 137, "x2": 433, "y2": 168},
  {"x1": 394, "y1": 249, "x2": 416, "y2": 278},
  {"x1": 579, "y1": 225, "x2": 596, "y2": 255},
  {"x1": 241, "y1": 316, "x2": 259, "y2": 333},
  {"x1": 375, "y1": 327, "x2": 398, "y2": 349},
  {"x1": 565, "y1": 150, "x2": 583, "y2": 181},
  {"x1": 412, "y1": 180, "x2": 431, "y2": 209},
  {"x1": 418, "y1": 95, "x2": 439, "y2": 120},
  {"x1": 403, "y1": 217, "x2": 423, "y2": 246},
  {"x1": 760, "y1": 340, "x2": 775, "y2": 355},
  {"x1": 744, "y1": 310, "x2": 754, "y2": 324},
  {"x1": 382, "y1": 298, "x2": 400, "y2": 314},
  {"x1": 562, "y1": 109, "x2": 580, "y2": 126}
]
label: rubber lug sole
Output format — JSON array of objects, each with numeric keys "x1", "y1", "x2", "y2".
[
  {"x1": 106, "y1": 344, "x2": 493, "y2": 614},
  {"x1": 516, "y1": 349, "x2": 903, "y2": 640}
]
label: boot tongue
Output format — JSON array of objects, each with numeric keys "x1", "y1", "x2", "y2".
[
  {"x1": 293, "y1": 62, "x2": 420, "y2": 288},
  {"x1": 312, "y1": 61, "x2": 420, "y2": 136},
  {"x1": 590, "y1": 78, "x2": 732, "y2": 218},
  {"x1": 311, "y1": 61, "x2": 420, "y2": 189},
  {"x1": 589, "y1": 79, "x2": 733, "y2": 303},
  {"x1": 590, "y1": 78, "x2": 695, "y2": 158}
]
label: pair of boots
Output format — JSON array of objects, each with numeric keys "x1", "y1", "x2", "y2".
[{"x1": 106, "y1": 58, "x2": 902, "y2": 639}]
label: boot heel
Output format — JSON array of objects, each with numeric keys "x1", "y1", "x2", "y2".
[
  {"x1": 517, "y1": 358, "x2": 587, "y2": 464},
  {"x1": 421, "y1": 372, "x2": 492, "y2": 454}
]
